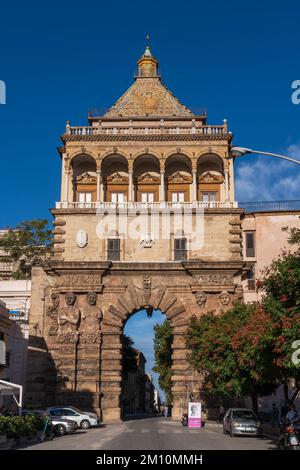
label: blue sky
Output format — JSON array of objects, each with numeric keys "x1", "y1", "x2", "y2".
[
  {"x1": 0, "y1": 0, "x2": 300, "y2": 228},
  {"x1": 1, "y1": 1, "x2": 300, "y2": 395},
  {"x1": 124, "y1": 310, "x2": 165, "y2": 399}
]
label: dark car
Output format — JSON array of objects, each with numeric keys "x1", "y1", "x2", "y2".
[{"x1": 223, "y1": 408, "x2": 262, "y2": 437}]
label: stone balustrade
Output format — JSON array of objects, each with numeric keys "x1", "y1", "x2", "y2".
[
  {"x1": 66, "y1": 124, "x2": 228, "y2": 136},
  {"x1": 55, "y1": 201, "x2": 238, "y2": 210}
]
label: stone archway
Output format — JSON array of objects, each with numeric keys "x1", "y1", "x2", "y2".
[
  {"x1": 26, "y1": 259, "x2": 245, "y2": 422},
  {"x1": 101, "y1": 274, "x2": 190, "y2": 421}
]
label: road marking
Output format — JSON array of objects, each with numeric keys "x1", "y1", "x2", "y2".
[
  {"x1": 158, "y1": 429, "x2": 167, "y2": 434},
  {"x1": 141, "y1": 429, "x2": 150, "y2": 433}
]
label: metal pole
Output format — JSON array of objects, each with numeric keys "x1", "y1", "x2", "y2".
[{"x1": 231, "y1": 147, "x2": 300, "y2": 166}]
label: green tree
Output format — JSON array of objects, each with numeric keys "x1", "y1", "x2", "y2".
[
  {"x1": 186, "y1": 303, "x2": 276, "y2": 411},
  {"x1": 0, "y1": 219, "x2": 52, "y2": 279},
  {"x1": 256, "y1": 226, "x2": 300, "y2": 403},
  {"x1": 122, "y1": 335, "x2": 138, "y2": 373},
  {"x1": 186, "y1": 224, "x2": 300, "y2": 410},
  {"x1": 153, "y1": 319, "x2": 173, "y2": 405}
]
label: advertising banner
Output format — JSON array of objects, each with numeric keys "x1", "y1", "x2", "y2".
[{"x1": 188, "y1": 402, "x2": 201, "y2": 428}]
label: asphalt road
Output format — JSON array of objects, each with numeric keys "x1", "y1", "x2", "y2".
[{"x1": 20, "y1": 417, "x2": 277, "y2": 450}]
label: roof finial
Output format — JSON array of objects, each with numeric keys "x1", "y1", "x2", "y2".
[{"x1": 136, "y1": 37, "x2": 158, "y2": 78}]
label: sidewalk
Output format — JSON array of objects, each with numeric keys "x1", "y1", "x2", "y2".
[{"x1": 262, "y1": 423, "x2": 280, "y2": 438}]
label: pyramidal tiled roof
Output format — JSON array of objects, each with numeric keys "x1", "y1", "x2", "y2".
[{"x1": 104, "y1": 77, "x2": 194, "y2": 118}]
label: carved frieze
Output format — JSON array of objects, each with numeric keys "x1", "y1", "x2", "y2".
[
  {"x1": 80, "y1": 331, "x2": 102, "y2": 344},
  {"x1": 57, "y1": 331, "x2": 79, "y2": 344},
  {"x1": 193, "y1": 274, "x2": 233, "y2": 286},
  {"x1": 55, "y1": 274, "x2": 102, "y2": 288},
  {"x1": 47, "y1": 293, "x2": 60, "y2": 336},
  {"x1": 76, "y1": 172, "x2": 97, "y2": 184}
]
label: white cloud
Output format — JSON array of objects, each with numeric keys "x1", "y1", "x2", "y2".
[{"x1": 235, "y1": 143, "x2": 300, "y2": 201}]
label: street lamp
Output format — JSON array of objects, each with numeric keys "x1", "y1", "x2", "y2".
[{"x1": 231, "y1": 146, "x2": 300, "y2": 166}]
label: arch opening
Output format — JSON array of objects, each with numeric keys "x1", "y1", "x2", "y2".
[
  {"x1": 165, "y1": 153, "x2": 192, "y2": 203},
  {"x1": 71, "y1": 154, "x2": 97, "y2": 203},
  {"x1": 102, "y1": 154, "x2": 129, "y2": 203},
  {"x1": 121, "y1": 308, "x2": 171, "y2": 419}
]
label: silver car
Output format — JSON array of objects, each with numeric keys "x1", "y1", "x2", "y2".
[
  {"x1": 47, "y1": 406, "x2": 100, "y2": 429},
  {"x1": 223, "y1": 408, "x2": 262, "y2": 437},
  {"x1": 22, "y1": 409, "x2": 77, "y2": 436},
  {"x1": 51, "y1": 417, "x2": 78, "y2": 436}
]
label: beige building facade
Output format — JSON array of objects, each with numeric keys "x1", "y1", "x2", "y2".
[
  {"x1": 26, "y1": 45, "x2": 249, "y2": 421},
  {"x1": 242, "y1": 210, "x2": 300, "y2": 303}
]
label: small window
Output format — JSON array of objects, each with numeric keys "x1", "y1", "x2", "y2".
[
  {"x1": 174, "y1": 238, "x2": 187, "y2": 261},
  {"x1": 247, "y1": 269, "x2": 255, "y2": 291},
  {"x1": 202, "y1": 192, "x2": 217, "y2": 203},
  {"x1": 78, "y1": 192, "x2": 92, "y2": 203},
  {"x1": 111, "y1": 192, "x2": 125, "y2": 203},
  {"x1": 172, "y1": 192, "x2": 185, "y2": 203},
  {"x1": 0, "y1": 338, "x2": 6, "y2": 366},
  {"x1": 245, "y1": 232, "x2": 255, "y2": 257},
  {"x1": 107, "y1": 238, "x2": 120, "y2": 261},
  {"x1": 141, "y1": 192, "x2": 154, "y2": 203}
]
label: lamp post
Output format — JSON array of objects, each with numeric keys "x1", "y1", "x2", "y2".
[{"x1": 231, "y1": 146, "x2": 300, "y2": 166}]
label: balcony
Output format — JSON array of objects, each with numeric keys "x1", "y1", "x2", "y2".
[
  {"x1": 55, "y1": 201, "x2": 238, "y2": 210},
  {"x1": 65, "y1": 124, "x2": 228, "y2": 137}
]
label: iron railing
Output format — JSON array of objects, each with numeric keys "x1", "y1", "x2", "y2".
[{"x1": 239, "y1": 200, "x2": 300, "y2": 212}]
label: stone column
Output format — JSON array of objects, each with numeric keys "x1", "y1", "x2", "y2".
[
  {"x1": 160, "y1": 170, "x2": 165, "y2": 202},
  {"x1": 128, "y1": 169, "x2": 133, "y2": 202},
  {"x1": 96, "y1": 169, "x2": 102, "y2": 203},
  {"x1": 192, "y1": 169, "x2": 197, "y2": 202},
  {"x1": 65, "y1": 169, "x2": 70, "y2": 202},
  {"x1": 224, "y1": 169, "x2": 230, "y2": 202}
]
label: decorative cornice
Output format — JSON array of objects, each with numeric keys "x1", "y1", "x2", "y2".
[
  {"x1": 168, "y1": 171, "x2": 192, "y2": 184},
  {"x1": 61, "y1": 133, "x2": 232, "y2": 143},
  {"x1": 137, "y1": 172, "x2": 160, "y2": 183},
  {"x1": 76, "y1": 172, "x2": 97, "y2": 184},
  {"x1": 198, "y1": 171, "x2": 224, "y2": 183},
  {"x1": 107, "y1": 172, "x2": 129, "y2": 184}
]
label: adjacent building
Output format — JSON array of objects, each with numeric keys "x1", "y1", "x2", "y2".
[
  {"x1": 122, "y1": 350, "x2": 147, "y2": 417},
  {"x1": 0, "y1": 301, "x2": 11, "y2": 382}
]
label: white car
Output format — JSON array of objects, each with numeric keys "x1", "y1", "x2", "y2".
[{"x1": 47, "y1": 406, "x2": 99, "y2": 429}]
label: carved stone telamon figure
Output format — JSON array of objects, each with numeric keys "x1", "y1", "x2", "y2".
[
  {"x1": 65, "y1": 292, "x2": 76, "y2": 306},
  {"x1": 86, "y1": 291, "x2": 97, "y2": 306},
  {"x1": 195, "y1": 291, "x2": 207, "y2": 307},
  {"x1": 58, "y1": 292, "x2": 81, "y2": 332},
  {"x1": 83, "y1": 291, "x2": 103, "y2": 329},
  {"x1": 219, "y1": 291, "x2": 231, "y2": 306},
  {"x1": 47, "y1": 293, "x2": 60, "y2": 336}
]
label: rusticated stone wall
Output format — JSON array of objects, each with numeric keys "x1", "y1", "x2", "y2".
[{"x1": 26, "y1": 259, "x2": 245, "y2": 421}]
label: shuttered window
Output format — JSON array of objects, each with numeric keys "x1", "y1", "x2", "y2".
[
  {"x1": 245, "y1": 232, "x2": 255, "y2": 257},
  {"x1": 107, "y1": 238, "x2": 120, "y2": 261},
  {"x1": 0, "y1": 338, "x2": 6, "y2": 366},
  {"x1": 174, "y1": 238, "x2": 187, "y2": 260}
]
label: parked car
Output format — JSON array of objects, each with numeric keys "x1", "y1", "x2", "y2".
[
  {"x1": 22, "y1": 409, "x2": 78, "y2": 436},
  {"x1": 223, "y1": 408, "x2": 262, "y2": 437},
  {"x1": 51, "y1": 417, "x2": 78, "y2": 436},
  {"x1": 46, "y1": 406, "x2": 100, "y2": 429}
]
